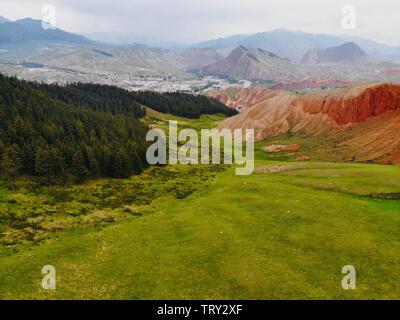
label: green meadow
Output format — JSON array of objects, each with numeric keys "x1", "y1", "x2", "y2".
[{"x1": 0, "y1": 114, "x2": 400, "y2": 300}]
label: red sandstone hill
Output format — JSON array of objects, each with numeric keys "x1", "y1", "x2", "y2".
[
  {"x1": 205, "y1": 87, "x2": 280, "y2": 112},
  {"x1": 270, "y1": 79, "x2": 359, "y2": 91},
  {"x1": 215, "y1": 83, "x2": 400, "y2": 164}
]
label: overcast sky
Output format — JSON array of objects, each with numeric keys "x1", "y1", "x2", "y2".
[{"x1": 1, "y1": 0, "x2": 400, "y2": 45}]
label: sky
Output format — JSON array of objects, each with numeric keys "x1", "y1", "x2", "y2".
[{"x1": 1, "y1": 0, "x2": 400, "y2": 46}]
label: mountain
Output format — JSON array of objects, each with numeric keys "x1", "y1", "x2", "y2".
[
  {"x1": 202, "y1": 46, "x2": 308, "y2": 81},
  {"x1": 87, "y1": 32, "x2": 186, "y2": 51},
  {"x1": 194, "y1": 34, "x2": 253, "y2": 50},
  {"x1": 195, "y1": 29, "x2": 400, "y2": 63},
  {"x1": 195, "y1": 29, "x2": 345, "y2": 62},
  {"x1": 217, "y1": 83, "x2": 400, "y2": 164},
  {"x1": 0, "y1": 18, "x2": 93, "y2": 46},
  {"x1": 341, "y1": 35, "x2": 400, "y2": 63},
  {"x1": 180, "y1": 48, "x2": 223, "y2": 70},
  {"x1": 24, "y1": 44, "x2": 189, "y2": 78},
  {"x1": 202, "y1": 45, "x2": 400, "y2": 82},
  {"x1": 301, "y1": 42, "x2": 373, "y2": 65},
  {"x1": 0, "y1": 19, "x2": 399, "y2": 84}
]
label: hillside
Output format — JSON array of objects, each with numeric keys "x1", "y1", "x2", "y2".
[
  {"x1": 181, "y1": 47, "x2": 223, "y2": 70},
  {"x1": 205, "y1": 87, "x2": 280, "y2": 112},
  {"x1": 217, "y1": 83, "x2": 400, "y2": 164},
  {"x1": 129, "y1": 90, "x2": 238, "y2": 118},
  {"x1": 301, "y1": 42, "x2": 373, "y2": 65},
  {"x1": 202, "y1": 46, "x2": 308, "y2": 81},
  {"x1": 26, "y1": 44, "x2": 188, "y2": 77},
  {"x1": 32, "y1": 82, "x2": 236, "y2": 119},
  {"x1": 0, "y1": 74, "x2": 150, "y2": 183},
  {"x1": 0, "y1": 18, "x2": 93, "y2": 45},
  {"x1": 31, "y1": 82, "x2": 146, "y2": 118}
]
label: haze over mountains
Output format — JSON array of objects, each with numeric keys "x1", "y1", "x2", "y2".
[
  {"x1": 194, "y1": 28, "x2": 400, "y2": 64},
  {"x1": 0, "y1": 15, "x2": 400, "y2": 87},
  {"x1": 201, "y1": 43, "x2": 399, "y2": 82}
]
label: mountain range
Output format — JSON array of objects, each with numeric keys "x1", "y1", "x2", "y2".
[
  {"x1": 201, "y1": 43, "x2": 399, "y2": 82},
  {"x1": 0, "y1": 16, "x2": 400, "y2": 84},
  {"x1": 194, "y1": 28, "x2": 400, "y2": 63}
]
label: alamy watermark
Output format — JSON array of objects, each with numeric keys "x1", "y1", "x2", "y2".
[
  {"x1": 41, "y1": 5, "x2": 56, "y2": 30},
  {"x1": 342, "y1": 265, "x2": 356, "y2": 290},
  {"x1": 42, "y1": 265, "x2": 56, "y2": 290},
  {"x1": 146, "y1": 121, "x2": 254, "y2": 175},
  {"x1": 342, "y1": 5, "x2": 357, "y2": 30}
]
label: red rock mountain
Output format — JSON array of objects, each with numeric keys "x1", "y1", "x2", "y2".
[{"x1": 215, "y1": 83, "x2": 400, "y2": 164}]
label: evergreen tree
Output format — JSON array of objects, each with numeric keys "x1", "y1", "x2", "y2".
[{"x1": 71, "y1": 150, "x2": 89, "y2": 183}]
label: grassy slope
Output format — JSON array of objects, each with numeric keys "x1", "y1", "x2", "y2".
[{"x1": 1, "y1": 114, "x2": 400, "y2": 299}]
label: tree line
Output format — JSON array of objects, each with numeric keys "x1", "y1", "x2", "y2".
[
  {"x1": 33, "y1": 82, "x2": 237, "y2": 119},
  {"x1": 0, "y1": 75, "x2": 236, "y2": 184},
  {"x1": 0, "y1": 74, "x2": 149, "y2": 184},
  {"x1": 129, "y1": 90, "x2": 238, "y2": 118}
]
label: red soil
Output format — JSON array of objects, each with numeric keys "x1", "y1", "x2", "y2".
[{"x1": 216, "y1": 83, "x2": 400, "y2": 164}]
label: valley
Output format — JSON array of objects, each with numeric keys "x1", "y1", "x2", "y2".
[
  {"x1": 1, "y1": 122, "x2": 400, "y2": 299},
  {"x1": 1, "y1": 10, "x2": 400, "y2": 302},
  {"x1": 1, "y1": 85, "x2": 400, "y2": 299}
]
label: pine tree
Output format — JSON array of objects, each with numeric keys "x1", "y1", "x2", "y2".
[{"x1": 71, "y1": 150, "x2": 89, "y2": 183}]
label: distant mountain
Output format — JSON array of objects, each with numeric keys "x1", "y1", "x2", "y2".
[
  {"x1": 0, "y1": 18, "x2": 93, "y2": 45},
  {"x1": 0, "y1": 18, "x2": 399, "y2": 84},
  {"x1": 27, "y1": 43, "x2": 189, "y2": 77},
  {"x1": 340, "y1": 35, "x2": 400, "y2": 63},
  {"x1": 196, "y1": 29, "x2": 345, "y2": 62},
  {"x1": 87, "y1": 32, "x2": 186, "y2": 51},
  {"x1": 301, "y1": 42, "x2": 373, "y2": 65},
  {"x1": 202, "y1": 45, "x2": 400, "y2": 83},
  {"x1": 195, "y1": 29, "x2": 400, "y2": 63},
  {"x1": 180, "y1": 48, "x2": 223, "y2": 70},
  {"x1": 202, "y1": 45, "x2": 308, "y2": 81},
  {"x1": 194, "y1": 34, "x2": 253, "y2": 49}
]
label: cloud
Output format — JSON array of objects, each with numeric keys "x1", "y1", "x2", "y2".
[{"x1": 1, "y1": 0, "x2": 400, "y2": 45}]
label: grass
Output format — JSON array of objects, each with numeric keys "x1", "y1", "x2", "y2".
[
  {"x1": 0, "y1": 165, "x2": 224, "y2": 246},
  {"x1": 255, "y1": 133, "x2": 354, "y2": 163},
  {"x1": 142, "y1": 107, "x2": 226, "y2": 133},
  {"x1": 0, "y1": 115, "x2": 400, "y2": 299}
]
